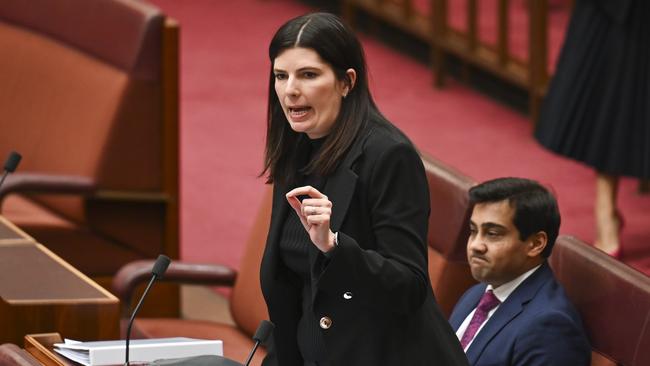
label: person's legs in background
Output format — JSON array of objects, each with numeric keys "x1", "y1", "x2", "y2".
[{"x1": 594, "y1": 172, "x2": 622, "y2": 257}]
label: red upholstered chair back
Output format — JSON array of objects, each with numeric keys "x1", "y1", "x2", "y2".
[
  {"x1": 0, "y1": 0, "x2": 164, "y2": 193},
  {"x1": 0, "y1": 0, "x2": 179, "y2": 315},
  {"x1": 549, "y1": 236, "x2": 650, "y2": 366},
  {"x1": 420, "y1": 153, "x2": 477, "y2": 316},
  {"x1": 229, "y1": 186, "x2": 273, "y2": 337}
]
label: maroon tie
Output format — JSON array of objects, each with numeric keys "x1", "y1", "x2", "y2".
[{"x1": 460, "y1": 289, "x2": 501, "y2": 349}]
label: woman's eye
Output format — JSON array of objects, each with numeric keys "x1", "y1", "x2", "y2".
[
  {"x1": 303, "y1": 71, "x2": 317, "y2": 78},
  {"x1": 274, "y1": 74, "x2": 287, "y2": 80}
]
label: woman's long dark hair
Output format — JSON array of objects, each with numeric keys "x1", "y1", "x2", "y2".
[{"x1": 262, "y1": 12, "x2": 389, "y2": 186}]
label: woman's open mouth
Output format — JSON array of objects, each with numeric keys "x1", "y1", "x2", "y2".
[{"x1": 288, "y1": 106, "x2": 312, "y2": 120}]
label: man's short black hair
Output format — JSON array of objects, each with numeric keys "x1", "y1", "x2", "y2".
[{"x1": 469, "y1": 177, "x2": 561, "y2": 258}]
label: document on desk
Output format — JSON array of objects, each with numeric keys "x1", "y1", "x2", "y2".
[{"x1": 53, "y1": 337, "x2": 223, "y2": 366}]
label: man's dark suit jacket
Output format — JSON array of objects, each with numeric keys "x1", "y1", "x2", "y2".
[
  {"x1": 449, "y1": 263, "x2": 591, "y2": 366},
  {"x1": 260, "y1": 120, "x2": 469, "y2": 366}
]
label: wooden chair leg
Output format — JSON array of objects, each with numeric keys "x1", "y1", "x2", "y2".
[
  {"x1": 432, "y1": 46, "x2": 446, "y2": 88},
  {"x1": 639, "y1": 179, "x2": 649, "y2": 194},
  {"x1": 530, "y1": 91, "x2": 542, "y2": 126},
  {"x1": 341, "y1": 1, "x2": 356, "y2": 29}
]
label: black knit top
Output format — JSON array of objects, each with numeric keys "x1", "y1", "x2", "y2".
[{"x1": 278, "y1": 137, "x2": 328, "y2": 362}]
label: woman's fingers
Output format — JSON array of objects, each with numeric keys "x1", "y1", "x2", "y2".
[
  {"x1": 302, "y1": 205, "x2": 331, "y2": 216},
  {"x1": 286, "y1": 186, "x2": 332, "y2": 219},
  {"x1": 285, "y1": 186, "x2": 335, "y2": 252},
  {"x1": 286, "y1": 185, "x2": 326, "y2": 199},
  {"x1": 306, "y1": 214, "x2": 331, "y2": 225},
  {"x1": 286, "y1": 194, "x2": 302, "y2": 213},
  {"x1": 301, "y1": 198, "x2": 332, "y2": 208},
  {"x1": 286, "y1": 194, "x2": 310, "y2": 231}
]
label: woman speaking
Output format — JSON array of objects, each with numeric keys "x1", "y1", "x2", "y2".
[{"x1": 259, "y1": 12, "x2": 468, "y2": 366}]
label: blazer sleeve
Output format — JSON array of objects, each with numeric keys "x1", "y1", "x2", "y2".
[
  {"x1": 314, "y1": 141, "x2": 431, "y2": 315},
  {"x1": 511, "y1": 311, "x2": 591, "y2": 366}
]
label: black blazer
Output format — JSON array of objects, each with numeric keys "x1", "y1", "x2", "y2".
[{"x1": 260, "y1": 121, "x2": 468, "y2": 366}]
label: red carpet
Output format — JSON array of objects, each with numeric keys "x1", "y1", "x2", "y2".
[{"x1": 149, "y1": 0, "x2": 650, "y2": 275}]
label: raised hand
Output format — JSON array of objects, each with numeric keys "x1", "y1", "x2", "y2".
[{"x1": 286, "y1": 185, "x2": 336, "y2": 253}]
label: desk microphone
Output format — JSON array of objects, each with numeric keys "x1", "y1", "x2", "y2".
[
  {"x1": 244, "y1": 320, "x2": 274, "y2": 366},
  {"x1": 124, "y1": 254, "x2": 171, "y2": 365},
  {"x1": 0, "y1": 151, "x2": 22, "y2": 189}
]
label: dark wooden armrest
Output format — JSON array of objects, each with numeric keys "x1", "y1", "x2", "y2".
[
  {"x1": 0, "y1": 172, "x2": 96, "y2": 201},
  {"x1": 113, "y1": 260, "x2": 237, "y2": 313},
  {"x1": 0, "y1": 343, "x2": 41, "y2": 366}
]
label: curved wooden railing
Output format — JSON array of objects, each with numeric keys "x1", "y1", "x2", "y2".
[{"x1": 342, "y1": 0, "x2": 571, "y2": 121}]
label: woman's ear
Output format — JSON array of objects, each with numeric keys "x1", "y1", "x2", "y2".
[{"x1": 343, "y1": 68, "x2": 357, "y2": 97}]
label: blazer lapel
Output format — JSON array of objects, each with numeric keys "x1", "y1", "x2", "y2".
[
  {"x1": 465, "y1": 263, "x2": 553, "y2": 364},
  {"x1": 323, "y1": 135, "x2": 364, "y2": 232},
  {"x1": 324, "y1": 168, "x2": 358, "y2": 232},
  {"x1": 465, "y1": 291, "x2": 524, "y2": 364},
  {"x1": 449, "y1": 285, "x2": 486, "y2": 330},
  {"x1": 308, "y1": 134, "x2": 365, "y2": 302}
]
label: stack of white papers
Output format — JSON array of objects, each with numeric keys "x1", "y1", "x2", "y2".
[{"x1": 53, "y1": 337, "x2": 223, "y2": 366}]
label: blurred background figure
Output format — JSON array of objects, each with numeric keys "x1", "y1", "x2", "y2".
[{"x1": 535, "y1": 0, "x2": 650, "y2": 258}]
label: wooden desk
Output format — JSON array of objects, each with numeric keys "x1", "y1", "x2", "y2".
[
  {"x1": 0, "y1": 214, "x2": 34, "y2": 243},
  {"x1": 24, "y1": 333, "x2": 73, "y2": 366},
  {"x1": 0, "y1": 216, "x2": 119, "y2": 345}
]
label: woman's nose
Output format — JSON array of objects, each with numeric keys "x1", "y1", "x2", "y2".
[{"x1": 285, "y1": 77, "x2": 299, "y2": 96}]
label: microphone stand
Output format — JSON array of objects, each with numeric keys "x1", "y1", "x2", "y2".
[
  {"x1": 124, "y1": 273, "x2": 159, "y2": 365},
  {"x1": 0, "y1": 171, "x2": 9, "y2": 188},
  {"x1": 124, "y1": 254, "x2": 170, "y2": 365},
  {"x1": 243, "y1": 341, "x2": 260, "y2": 366}
]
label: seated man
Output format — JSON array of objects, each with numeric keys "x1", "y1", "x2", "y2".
[{"x1": 449, "y1": 177, "x2": 590, "y2": 366}]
